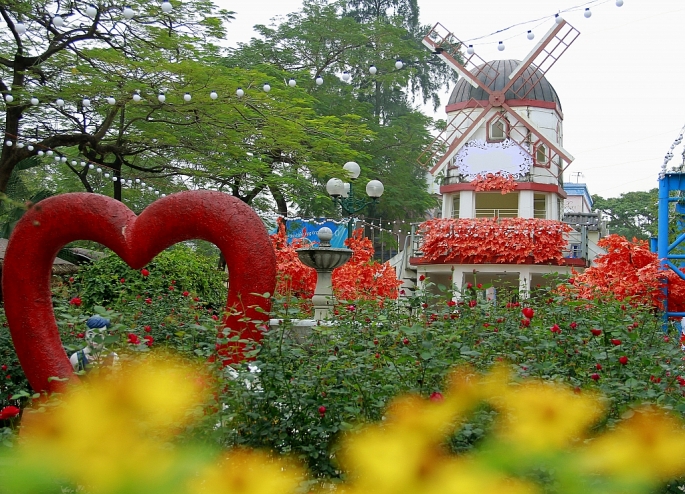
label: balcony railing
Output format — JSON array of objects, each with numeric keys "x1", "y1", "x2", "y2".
[{"x1": 475, "y1": 208, "x2": 518, "y2": 219}]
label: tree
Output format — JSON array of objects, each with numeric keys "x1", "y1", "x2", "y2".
[
  {"x1": 592, "y1": 189, "x2": 658, "y2": 240},
  {"x1": 225, "y1": 0, "x2": 457, "y2": 222}
]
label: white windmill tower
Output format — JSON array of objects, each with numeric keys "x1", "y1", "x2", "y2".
[{"x1": 420, "y1": 20, "x2": 579, "y2": 221}]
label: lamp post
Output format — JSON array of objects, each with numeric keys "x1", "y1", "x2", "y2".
[{"x1": 326, "y1": 161, "x2": 384, "y2": 239}]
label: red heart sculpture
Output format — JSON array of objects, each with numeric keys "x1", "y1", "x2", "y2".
[{"x1": 2, "y1": 191, "x2": 276, "y2": 394}]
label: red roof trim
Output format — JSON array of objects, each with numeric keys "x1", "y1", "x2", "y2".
[
  {"x1": 440, "y1": 182, "x2": 568, "y2": 198},
  {"x1": 445, "y1": 99, "x2": 563, "y2": 120}
]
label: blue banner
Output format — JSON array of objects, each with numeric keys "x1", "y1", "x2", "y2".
[{"x1": 272, "y1": 219, "x2": 349, "y2": 248}]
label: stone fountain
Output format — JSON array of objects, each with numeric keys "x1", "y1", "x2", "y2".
[{"x1": 296, "y1": 227, "x2": 352, "y2": 320}]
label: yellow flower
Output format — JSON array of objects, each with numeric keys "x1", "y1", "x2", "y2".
[
  {"x1": 581, "y1": 406, "x2": 685, "y2": 481},
  {"x1": 491, "y1": 381, "x2": 604, "y2": 453}
]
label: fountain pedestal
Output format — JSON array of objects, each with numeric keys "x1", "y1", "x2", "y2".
[{"x1": 296, "y1": 228, "x2": 352, "y2": 320}]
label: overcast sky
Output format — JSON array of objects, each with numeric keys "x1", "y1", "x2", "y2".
[{"x1": 217, "y1": 0, "x2": 685, "y2": 199}]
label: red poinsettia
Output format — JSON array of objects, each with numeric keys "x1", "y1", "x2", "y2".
[
  {"x1": 418, "y1": 218, "x2": 572, "y2": 264},
  {"x1": 569, "y1": 235, "x2": 685, "y2": 313},
  {"x1": 471, "y1": 172, "x2": 517, "y2": 194}
]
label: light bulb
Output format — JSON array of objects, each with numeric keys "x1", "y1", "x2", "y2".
[
  {"x1": 616, "y1": 0, "x2": 623, "y2": 6},
  {"x1": 236, "y1": 87, "x2": 244, "y2": 97},
  {"x1": 80, "y1": 161, "x2": 86, "y2": 166},
  {"x1": 97, "y1": 167, "x2": 102, "y2": 173},
  {"x1": 104, "y1": 172, "x2": 110, "y2": 178},
  {"x1": 497, "y1": 41, "x2": 505, "y2": 51},
  {"x1": 155, "y1": 190, "x2": 160, "y2": 195},
  {"x1": 148, "y1": 186, "x2": 153, "y2": 191},
  {"x1": 135, "y1": 178, "x2": 141, "y2": 183},
  {"x1": 395, "y1": 60, "x2": 403, "y2": 70},
  {"x1": 27, "y1": 145, "x2": 33, "y2": 151},
  {"x1": 141, "y1": 182, "x2": 146, "y2": 187},
  {"x1": 527, "y1": 30, "x2": 534, "y2": 40},
  {"x1": 86, "y1": 4, "x2": 97, "y2": 18},
  {"x1": 46, "y1": 150, "x2": 53, "y2": 156},
  {"x1": 56, "y1": 98, "x2": 65, "y2": 107},
  {"x1": 584, "y1": 8, "x2": 592, "y2": 17},
  {"x1": 5, "y1": 141, "x2": 12, "y2": 147},
  {"x1": 53, "y1": 15, "x2": 64, "y2": 28},
  {"x1": 71, "y1": 160, "x2": 77, "y2": 165},
  {"x1": 555, "y1": 14, "x2": 563, "y2": 24},
  {"x1": 82, "y1": 97, "x2": 91, "y2": 107},
  {"x1": 369, "y1": 65, "x2": 377, "y2": 75},
  {"x1": 157, "y1": 92, "x2": 165, "y2": 103},
  {"x1": 263, "y1": 83, "x2": 271, "y2": 92},
  {"x1": 88, "y1": 164, "x2": 94, "y2": 169},
  {"x1": 106, "y1": 96, "x2": 116, "y2": 105},
  {"x1": 30, "y1": 96, "x2": 39, "y2": 105},
  {"x1": 466, "y1": 45, "x2": 474, "y2": 55},
  {"x1": 342, "y1": 71, "x2": 350, "y2": 81},
  {"x1": 133, "y1": 92, "x2": 141, "y2": 102},
  {"x1": 162, "y1": 194, "x2": 166, "y2": 197},
  {"x1": 183, "y1": 92, "x2": 191, "y2": 102},
  {"x1": 123, "y1": 5, "x2": 134, "y2": 19},
  {"x1": 60, "y1": 156, "x2": 67, "y2": 162},
  {"x1": 54, "y1": 156, "x2": 60, "y2": 162},
  {"x1": 210, "y1": 90, "x2": 218, "y2": 99},
  {"x1": 4, "y1": 94, "x2": 13, "y2": 103},
  {"x1": 161, "y1": 0, "x2": 172, "y2": 13},
  {"x1": 15, "y1": 22, "x2": 26, "y2": 35},
  {"x1": 315, "y1": 76, "x2": 323, "y2": 85},
  {"x1": 112, "y1": 176, "x2": 118, "y2": 181},
  {"x1": 288, "y1": 78, "x2": 296, "y2": 87},
  {"x1": 37, "y1": 150, "x2": 44, "y2": 156},
  {"x1": 16, "y1": 142, "x2": 24, "y2": 148},
  {"x1": 127, "y1": 179, "x2": 132, "y2": 185}
]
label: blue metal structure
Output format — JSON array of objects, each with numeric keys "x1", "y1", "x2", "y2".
[{"x1": 657, "y1": 172, "x2": 685, "y2": 324}]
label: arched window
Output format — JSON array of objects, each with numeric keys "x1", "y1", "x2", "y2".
[
  {"x1": 535, "y1": 144, "x2": 548, "y2": 166},
  {"x1": 487, "y1": 115, "x2": 508, "y2": 142}
]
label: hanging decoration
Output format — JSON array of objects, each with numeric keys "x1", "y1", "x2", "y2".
[
  {"x1": 453, "y1": 139, "x2": 532, "y2": 178},
  {"x1": 470, "y1": 172, "x2": 517, "y2": 194}
]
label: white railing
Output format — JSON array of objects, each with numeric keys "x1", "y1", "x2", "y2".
[{"x1": 474, "y1": 208, "x2": 519, "y2": 219}]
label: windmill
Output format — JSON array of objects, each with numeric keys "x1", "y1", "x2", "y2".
[{"x1": 418, "y1": 20, "x2": 580, "y2": 179}]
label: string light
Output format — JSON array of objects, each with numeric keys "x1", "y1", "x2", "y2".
[
  {"x1": 616, "y1": 0, "x2": 624, "y2": 6},
  {"x1": 161, "y1": 0, "x2": 172, "y2": 13},
  {"x1": 4, "y1": 94, "x2": 13, "y2": 103},
  {"x1": 497, "y1": 41, "x2": 505, "y2": 51},
  {"x1": 86, "y1": 4, "x2": 98, "y2": 18},
  {"x1": 123, "y1": 5, "x2": 135, "y2": 19},
  {"x1": 527, "y1": 30, "x2": 534, "y2": 40},
  {"x1": 236, "y1": 87, "x2": 244, "y2": 97},
  {"x1": 288, "y1": 78, "x2": 296, "y2": 87},
  {"x1": 52, "y1": 15, "x2": 64, "y2": 28},
  {"x1": 263, "y1": 83, "x2": 271, "y2": 92},
  {"x1": 369, "y1": 65, "x2": 377, "y2": 75},
  {"x1": 209, "y1": 90, "x2": 218, "y2": 100},
  {"x1": 315, "y1": 76, "x2": 324, "y2": 85},
  {"x1": 584, "y1": 8, "x2": 592, "y2": 18},
  {"x1": 15, "y1": 22, "x2": 26, "y2": 35},
  {"x1": 183, "y1": 92, "x2": 191, "y2": 102},
  {"x1": 395, "y1": 60, "x2": 404, "y2": 70}
]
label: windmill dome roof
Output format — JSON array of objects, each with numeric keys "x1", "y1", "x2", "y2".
[{"x1": 447, "y1": 59, "x2": 562, "y2": 112}]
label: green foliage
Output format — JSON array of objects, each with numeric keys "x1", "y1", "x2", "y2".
[
  {"x1": 593, "y1": 189, "x2": 659, "y2": 240},
  {"x1": 75, "y1": 245, "x2": 227, "y2": 309},
  {"x1": 208, "y1": 281, "x2": 685, "y2": 479}
]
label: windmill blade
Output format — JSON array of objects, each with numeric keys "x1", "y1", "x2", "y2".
[
  {"x1": 501, "y1": 20, "x2": 580, "y2": 99},
  {"x1": 422, "y1": 23, "x2": 500, "y2": 94},
  {"x1": 418, "y1": 99, "x2": 492, "y2": 174}
]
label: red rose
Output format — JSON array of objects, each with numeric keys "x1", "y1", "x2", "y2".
[
  {"x1": 468, "y1": 300, "x2": 477, "y2": 307},
  {"x1": 570, "y1": 322, "x2": 577, "y2": 329},
  {"x1": 446, "y1": 300, "x2": 456, "y2": 307},
  {"x1": 182, "y1": 291, "x2": 190, "y2": 297},
  {"x1": 419, "y1": 275, "x2": 425, "y2": 282},
  {"x1": 144, "y1": 325, "x2": 151, "y2": 333},
  {"x1": 477, "y1": 283, "x2": 483, "y2": 289},
  {"x1": 211, "y1": 315, "x2": 219, "y2": 321},
  {"x1": 193, "y1": 297, "x2": 200, "y2": 302},
  {"x1": 421, "y1": 303, "x2": 428, "y2": 309},
  {"x1": 145, "y1": 297, "x2": 152, "y2": 304},
  {"x1": 373, "y1": 338, "x2": 379, "y2": 345},
  {"x1": 76, "y1": 332, "x2": 85, "y2": 339},
  {"x1": 596, "y1": 363, "x2": 602, "y2": 370},
  {"x1": 403, "y1": 338, "x2": 409, "y2": 345},
  {"x1": 127, "y1": 333, "x2": 140, "y2": 345},
  {"x1": 68, "y1": 277, "x2": 74, "y2": 283},
  {"x1": 467, "y1": 282, "x2": 473, "y2": 289},
  {"x1": 374, "y1": 353, "x2": 380, "y2": 359},
  {"x1": 69, "y1": 297, "x2": 82, "y2": 306},
  {"x1": 591, "y1": 328, "x2": 602, "y2": 336},
  {"x1": 521, "y1": 307, "x2": 534, "y2": 319},
  {"x1": 120, "y1": 278, "x2": 125, "y2": 283},
  {"x1": 611, "y1": 339, "x2": 621, "y2": 346},
  {"x1": 483, "y1": 323, "x2": 490, "y2": 328},
  {"x1": 0, "y1": 365, "x2": 6, "y2": 371},
  {"x1": 318, "y1": 405, "x2": 326, "y2": 417},
  {"x1": 520, "y1": 318, "x2": 530, "y2": 327},
  {"x1": 144, "y1": 335, "x2": 154, "y2": 347},
  {"x1": 619, "y1": 355, "x2": 628, "y2": 365},
  {"x1": 429, "y1": 392, "x2": 444, "y2": 402},
  {"x1": 141, "y1": 268, "x2": 150, "y2": 277},
  {"x1": 0, "y1": 405, "x2": 20, "y2": 420},
  {"x1": 168, "y1": 286, "x2": 175, "y2": 291},
  {"x1": 590, "y1": 373, "x2": 600, "y2": 381},
  {"x1": 550, "y1": 324, "x2": 561, "y2": 334}
]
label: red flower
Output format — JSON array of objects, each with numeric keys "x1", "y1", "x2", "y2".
[
  {"x1": 168, "y1": 286, "x2": 175, "y2": 291},
  {"x1": 590, "y1": 373, "x2": 600, "y2": 381},
  {"x1": 127, "y1": 333, "x2": 140, "y2": 345},
  {"x1": 520, "y1": 318, "x2": 530, "y2": 327},
  {"x1": 76, "y1": 332, "x2": 85, "y2": 339},
  {"x1": 521, "y1": 307, "x2": 534, "y2": 319},
  {"x1": 596, "y1": 363, "x2": 602, "y2": 370},
  {"x1": 483, "y1": 323, "x2": 490, "y2": 328},
  {"x1": 182, "y1": 291, "x2": 190, "y2": 297},
  {"x1": 550, "y1": 324, "x2": 561, "y2": 334},
  {"x1": 318, "y1": 405, "x2": 326, "y2": 417},
  {"x1": 419, "y1": 275, "x2": 425, "y2": 282},
  {"x1": 144, "y1": 335, "x2": 154, "y2": 347},
  {"x1": 467, "y1": 282, "x2": 473, "y2": 289},
  {"x1": 429, "y1": 392, "x2": 444, "y2": 402},
  {"x1": 144, "y1": 325, "x2": 152, "y2": 333},
  {"x1": 68, "y1": 277, "x2": 74, "y2": 283},
  {"x1": 145, "y1": 297, "x2": 152, "y2": 304},
  {"x1": 611, "y1": 339, "x2": 621, "y2": 346},
  {"x1": 373, "y1": 338, "x2": 379, "y2": 345},
  {"x1": 211, "y1": 315, "x2": 219, "y2": 321},
  {"x1": 120, "y1": 278, "x2": 125, "y2": 283},
  {"x1": 403, "y1": 338, "x2": 409, "y2": 345},
  {"x1": 570, "y1": 322, "x2": 578, "y2": 329},
  {"x1": 69, "y1": 297, "x2": 82, "y2": 306},
  {"x1": 468, "y1": 300, "x2": 477, "y2": 307},
  {"x1": 141, "y1": 268, "x2": 150, "y2": 277},
  {"x1": 477, "y1": 283, "x2": 483, "y2": 289},
  {"x1": 193, "y1": 297, "x2": 200, "y2": 302},
  {"x1": 650, "y1": 375, "x2": 662, "y2": 383},
  {"x1": 0, "y1": 405, "x2": 20, "y2": 420},
  {"x1": 591, "y1": 328, "x2": 602, "y2": 336},
  {"x1": 374, "y1": 353, "x2": 380, "y2": 359},
  {"x1": 0, "y1": 365, "x2": 6, "y2": 371},
  {"x1": 619, "y1": 355, "x2": 628, "y2": 365},
  {"x1": 446, "y1": 300, "x2": 456, "y2": 307}
]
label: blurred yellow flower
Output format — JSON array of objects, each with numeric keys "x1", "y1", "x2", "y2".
[{"x1": 581, "y1": 406, "x2": 685, "y2": 481}]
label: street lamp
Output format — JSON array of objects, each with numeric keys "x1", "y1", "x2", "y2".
[{"x1": 326, "y1": 161, "x2": 384, "y2": 239}]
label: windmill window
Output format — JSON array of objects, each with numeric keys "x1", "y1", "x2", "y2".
[
  {"x1": 489, "y1": 119, "x2": 506, "y2": 141},
  {"x1": 536, "y1": 144, "x2": 548, "y2": 165}
]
